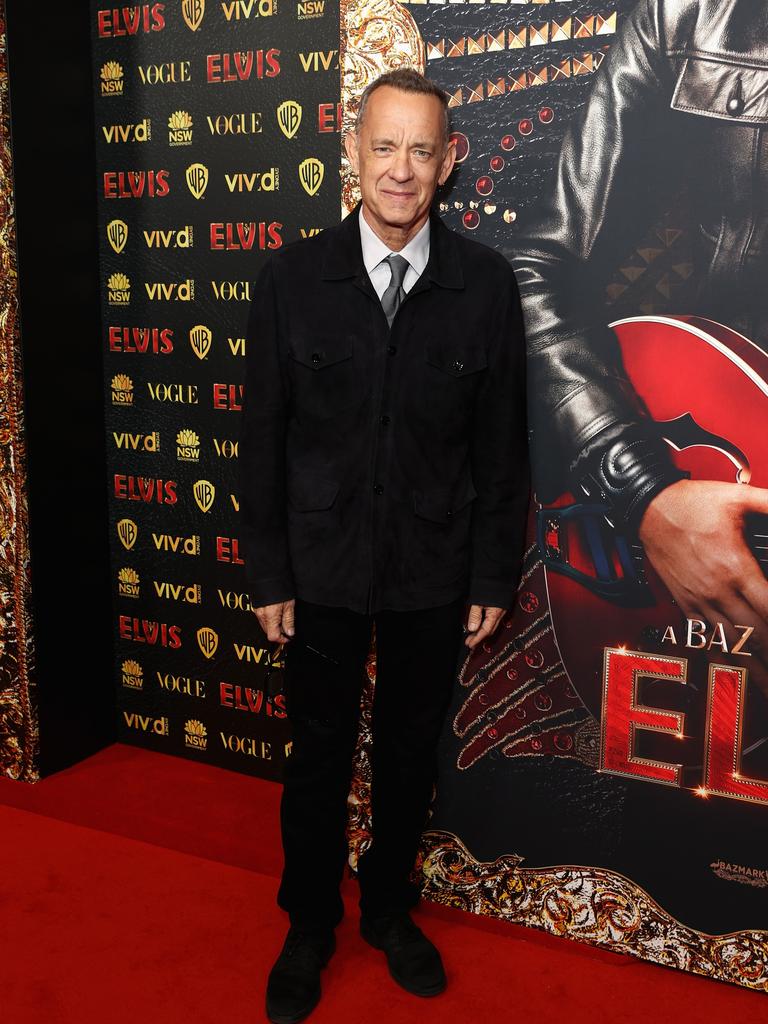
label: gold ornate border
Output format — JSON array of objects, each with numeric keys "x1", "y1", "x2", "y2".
[
  {"x1": 340, "y1": 0, "x2": 426, "y2": 212},
  {"x1": 419, "y1": 830, "x2": 768, "y2": 992},
  {"x1": 0, "y1": 2, "x2": 37, "y2": 782}
]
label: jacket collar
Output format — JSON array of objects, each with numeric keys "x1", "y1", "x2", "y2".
[
  {"x1": 666, "y1": 0, "x2": 768, "y2": 67},
  {"x1": 321, "y1": 204, "x2": 464, "y2": 291}
]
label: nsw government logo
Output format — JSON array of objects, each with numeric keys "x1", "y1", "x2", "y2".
[
  {"x1": 107, "y1": 219, "x2": 128, "y2": 254},
  {"x1": 277, "y1": 100, "x2": 301, "y2": 139},
  {"x1": 197, "y1": 626, "x2": 219, "y2": 660},
  {"x1": 185, "y1": 719, "x2": 208, "y2": 750},
  {"x1": 297, "y1": 0, "x2": 324, "y2": 18},
  {"x1": 100, "y1": 61, "x2": 124, "y2": 96},
  {"x1": 299, "y1": 157, "x2": 324, "y2": 196},
  {"x1": 117, "y1": 518, "x2": 138, "y2": 551},
  {"x1": 186, "y1": 162, "x2": 208, "y2": 199},
  {"x1": 111, "y1": 373, "x2": 133, "y2": 406},
  {"x1": 121, "y1": 659, "x2": 143, "y2": 689},
  {"x1": 177, "y1": 429, "x2": 200, "y2": 461},
  {"x1": 107, "y1": 272, "x2": 130, "y2": 306},
  {"x1": 169, "y1": 110, "x2": 193, "y2": 146},
  {"x1": 118, "y1": 566, "x2": 140, "y2": 598}
]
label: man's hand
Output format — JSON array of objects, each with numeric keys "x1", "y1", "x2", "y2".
[
  {"x1": 639, "y1": 479, "x2": 768, "y2": 692},
  {"x1": 465, "y1": 604, "x2": 506, "y2": 649},
  {"x1": 254, "y1": 599, "x2": 296, "y2": 643}
]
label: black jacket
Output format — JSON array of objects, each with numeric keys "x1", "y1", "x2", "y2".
[
  {"x1": 240, "y1": 206, "x2": 529, "y2": 614},
  {"x1": 512, "y1": 0, "x2": 768, "y2": 525}
]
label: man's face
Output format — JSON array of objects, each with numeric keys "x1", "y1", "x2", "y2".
[{"x1": 345, "y1": 86, "x2": 456, "y2": 240}]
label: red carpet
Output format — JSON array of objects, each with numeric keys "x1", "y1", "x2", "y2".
[{"x1": 0, "y1": 743, "x2": 765, "y2": 1023}]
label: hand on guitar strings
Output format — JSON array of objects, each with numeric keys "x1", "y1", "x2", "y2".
[{"x1": 639, "y1": 479, "x2": 768, "y2": 698}]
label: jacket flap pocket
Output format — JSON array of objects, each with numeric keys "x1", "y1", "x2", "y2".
[
  {"x1": 426, "y1": 340, "x2": 488, "y2": 378},
  {"x1": 290, "y1": 335, "x2": 353, "y2": 371},
  {"x1": 288, "y1": 471, "x2": 339, "y2": 511},
  {"x1": 414, "y1": 479, "x2": 477, "y2": 523},
  {"x1": 671, "y1": 57, "x2": 768, "y2": 123}
]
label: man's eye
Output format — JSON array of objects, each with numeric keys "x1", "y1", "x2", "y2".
[
  {"x1": 415, "y1": 150, "x2": 431, "y2": 159},
  {"x1": 374, "y1": 146, "x2": 391, "y2": 154}
]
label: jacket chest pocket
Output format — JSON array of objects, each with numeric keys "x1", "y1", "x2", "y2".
[
  {"x1": 671, "y1": 58, "x2": 768, "y2": 243},
  {"x1": 426, "y1": 338, "x2": 487, "y2": 377},
  {"x1": 424, "y1": 339, "x2": 488, "y2": 413},
  {"x1": 289, "y1": 335, "x2": 359, "y2": 417},
  {"x1": 671, "y1": 58, "x2": 768, "y2": 126}
]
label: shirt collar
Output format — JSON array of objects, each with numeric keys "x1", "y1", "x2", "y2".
[{"x1": 359, "y1": 205, "x2": 431, "y2": 278}]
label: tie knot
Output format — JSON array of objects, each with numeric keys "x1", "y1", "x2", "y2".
[{"x1": 386, "y1": 253, "x2": 409, "y2": 289}]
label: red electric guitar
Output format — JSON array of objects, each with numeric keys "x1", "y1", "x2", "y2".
[{"x1": 538, "y1": 316, "x2": 768, "y2": 781}]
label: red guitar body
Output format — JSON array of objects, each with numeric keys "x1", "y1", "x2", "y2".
[{"x1": 539, "y1": 316, "x2": 768, "y2": 781}]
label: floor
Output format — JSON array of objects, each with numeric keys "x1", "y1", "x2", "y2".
[{"x1": 0, "y1": 743, "x2": 764, "y2": 1023}]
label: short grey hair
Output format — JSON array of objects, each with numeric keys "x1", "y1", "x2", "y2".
[{"x1": 356, "y1": 67, "x2": 450, "y2": 144}]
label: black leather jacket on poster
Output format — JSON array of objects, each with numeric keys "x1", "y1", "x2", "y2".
[{"x1": 513, "y1": 0, "x2": 768, "y2": 525}]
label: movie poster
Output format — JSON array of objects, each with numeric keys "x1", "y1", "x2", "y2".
[{"x1": 341, "y1": 0, "x2": 768, "y2": 991}]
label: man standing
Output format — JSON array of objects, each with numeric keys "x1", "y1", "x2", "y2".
[{"x1": 241, "y1": 68, "x2": 529, "y2": 1024}]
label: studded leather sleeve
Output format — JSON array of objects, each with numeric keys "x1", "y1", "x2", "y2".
[{"x1": 511, "y1": 0, "x2": 687, "y2": 528}]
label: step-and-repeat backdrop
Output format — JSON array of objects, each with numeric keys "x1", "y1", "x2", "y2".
[
  {"x1": 91, "y1": 0, "x2": 340, "y2": 779},
  {"x1": 92, "y1": 0, "x2": 768, "y2": 993},
  {"x1": 0, "y1": 2, "x2": 35, "y2": 783}
]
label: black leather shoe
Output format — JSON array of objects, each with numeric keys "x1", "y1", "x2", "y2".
[
  {"x1": 266, "y1": 927, "x2": 335, "y2": 1024},
  {"x1": 360, "y1": 911, "x2": 446, "y2": 997}
]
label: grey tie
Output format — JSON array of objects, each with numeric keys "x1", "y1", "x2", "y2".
[{"x1": 380, "y1": 254, "x2": 409, "y2": 327}]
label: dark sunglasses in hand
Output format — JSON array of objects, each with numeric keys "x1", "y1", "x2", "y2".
[{"x1": 264, "y1": 639, "x2": 340, "y2": 697}]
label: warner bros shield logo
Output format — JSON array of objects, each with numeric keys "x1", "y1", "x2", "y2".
[
  {"x1": 189, "y1": 325, "x2": 212, "y2": 360},
  {"x1": 193, "y1": 479, "x2": 215, "y2": 513},
  {"x1": 107, "y1": 219, "x2": 128, "y2": 254},
  {"x1": 117, "y1": 518, "x2": 138, "y2": 551},
  {"x1": 186, "y1": 163, "x2": 208, "y2": 199},
  {"x1": 197, "y1": 627, "x2": 218, "y2": 659},
  {"x1": 182, "y1": 0, "x2": 205, "y2": 31},
  {"x1": 299, "y1": 158, "x2": 324, "y2": 197},
  {"x1": 277, "y1": 100, "x2": 302, "y2": 140}
]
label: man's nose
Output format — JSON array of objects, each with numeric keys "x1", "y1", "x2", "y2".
[{"x1": 389, "y1": 149, "x2": 413, "y2": 182}]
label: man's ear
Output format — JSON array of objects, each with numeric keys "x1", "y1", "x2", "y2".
[
  {"x1": 344, "y1": 131, "x2": 360, "y2": 174},
  {"x1": 438, "y1": 138, "x2": 457, "y2": 187}
]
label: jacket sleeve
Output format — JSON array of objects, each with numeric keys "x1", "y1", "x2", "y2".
[
  {"x1": 468, "y1": 261, "x2": 531, "y2": 609},
  {"x1": 510, "y1": 0, "x2": 687, "y2": 528},
  {"x1": 239, "y1": 258, "x2": 295, "y2": 607}
]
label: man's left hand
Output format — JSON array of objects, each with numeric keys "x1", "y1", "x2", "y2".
[{"x1": 465, "y1": 604, "x2": 506, "y2": 648}]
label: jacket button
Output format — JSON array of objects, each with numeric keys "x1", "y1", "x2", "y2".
[
  {"x1": 311, "y1": 352, "x2": 321, "y2": 364},
  {"x1": 373, "y1": 483, "x2": 384, "y2": 495},
  {"x1": 453, "y1": 359, "x2": 464, "y2": 372},
  {"x1": 727, "y1": 94, "x2": 744, "y2": 116},
  {"x1": 380, "y1": 415, "x2": 390, "y2": 426},
  {"x1": 446, "y1": 509, "x2": 453, "y2": 519},
  {"x1": 387, "y1": 345, "x2": 397, "y2": 356}
]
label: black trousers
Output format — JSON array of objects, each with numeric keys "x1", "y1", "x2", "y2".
[{"x1": 277, "y1": 597, "x2": 466, "y2": 930}]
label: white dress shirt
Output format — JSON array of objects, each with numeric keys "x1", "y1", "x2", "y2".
[{"x1": 359, "y1": 206, "x2": 431, "y2": 300}]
